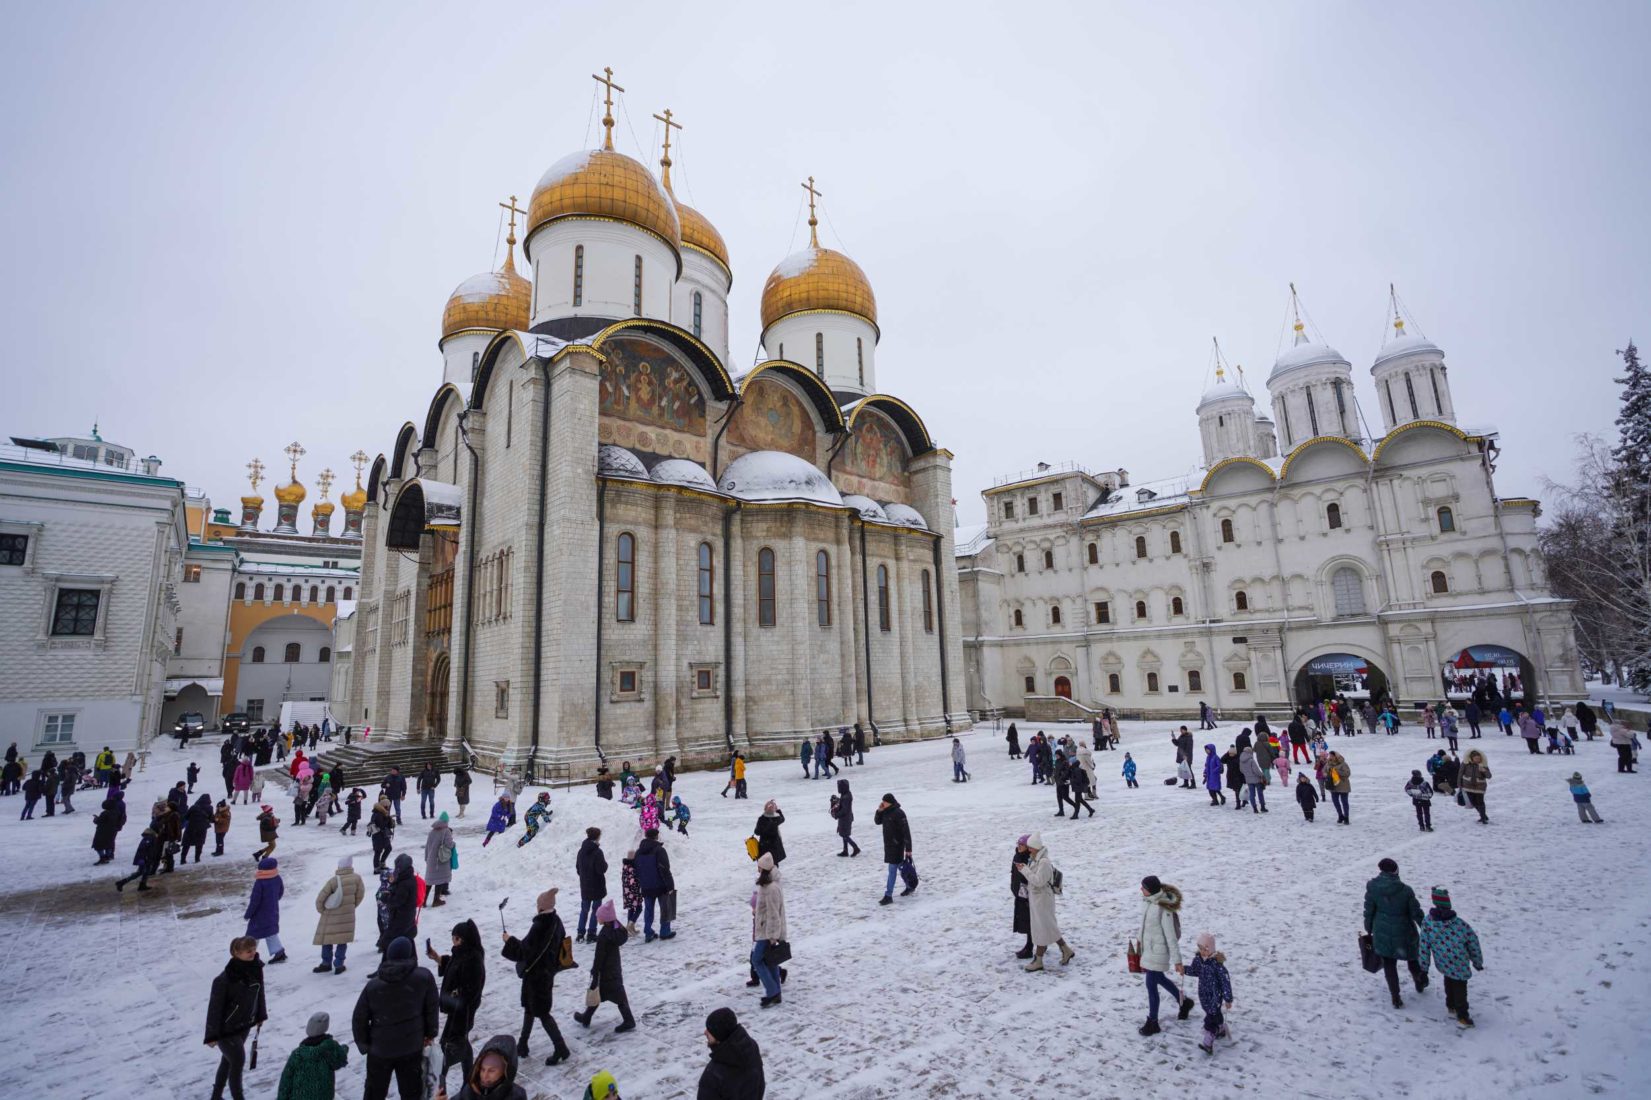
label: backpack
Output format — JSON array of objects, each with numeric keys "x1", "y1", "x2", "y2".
[{"x1": 745, "y1": 836, "x2": 760, "y2": 861}]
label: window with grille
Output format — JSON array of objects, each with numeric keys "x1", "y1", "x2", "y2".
[
  {"x1": 616, "y1": 533, "x2": 636, "y2": 622},
  {"x1": 698, "y1": 542, "x2": 715, "y2": 625},
  {"x1": 1331, "y1": 567, "x2": 1365, "y2": 616},
  {"x1": 573, "y1": 245, "x2": 584, "y2": 306},
  {"x1": 877, "y1": 565, "x2": 891, "y2": 631},
  {"x1": 921, "y1": 570, "x2": 933, "y2": 633},
  {"x1": 51, "y1": 589, "x2": 99, "y2": 636},
  {"x1": 757, "y1": 548, "x2": 776, "y2": 627},
  {"x1": 816, "y1": 550, "x2": 831, "y2": 627}
]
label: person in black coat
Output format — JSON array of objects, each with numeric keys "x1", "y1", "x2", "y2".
[
  {"x1": 1011, "y1": 836, "x2": 1033, "y2": 958},
  {"x1": 427, "y1": 917, "x2": 488, "y2": 1089},
  {"x1": 500, "y1": 889, "x2": 571, "y2": 1065},
  {"x1": 636, "y1": 828, "x2": 676, "y2": 941},
  {"x1": 351, "y1": 935, "x2": 439, "y2": 1099},
  {"x1": 378, "y1": 853, "x2": 418, "y2": 951},
  {"x1": 575, "y1": 828, "x2": 609, "y2": 942},
  {"x1": 834, "y1": 779, "x2": 859, "y2": 857},
  {"x1": 697, "y1": 1007, "x2": 765, "y2": 1100},
  {"x1": 874, "y1": 792, "x2": 913, "y2": 904},
  {"x1": 204, "y1": 936, "x2": 267, "y2": 1100},
  {"x1": 183, "y1": 794, "x2": 214, "y2": 863},
  {"x1": 754, "y1": 802, "x2": 786, "y2": 864},
  {"x1": 573, "y1": 900, "x2": 634, "y2": 1031}
]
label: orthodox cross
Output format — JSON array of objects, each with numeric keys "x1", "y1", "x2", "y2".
[
  {"x1": 802, "y1": 176, "x2": 823, "y2": 247},
  {"x1": 593, "y1": 67, "x2": 624, "y2": 150}
]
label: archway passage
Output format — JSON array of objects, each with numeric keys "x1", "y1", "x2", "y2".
[
  {"x1": 1294, "y1": 653, "x2": 1389, "y2": 708},
  {"x1": 1441, "y1": 645, "x2": 1533, "y2": 706},
  {"x1": 427, "y1": 653, "x2": 450, "y2": 741},
  {"x1": 1054, "y1": 676, "x2": 1072, "y2": 699}
]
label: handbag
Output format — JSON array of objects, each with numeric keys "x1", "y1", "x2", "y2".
[
  {"x1": 584, "y1": 987, "x2": 601, "y2": 1009},
  {"x1": 1126, "y1": 939, "x2": 1143, "y2": 973},
  {"x1": 767, "y1": 939, "x2": 793, "y2": 965},
  {"x1": 1358, "y1": 932, "x2": 1382, "y2": 973}
]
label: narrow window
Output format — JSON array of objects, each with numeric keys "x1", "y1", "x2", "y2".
[
  {"x1": 1013, "y1": 609, "x2": 1023, "y2": 627},
  {"x1": 877, "y1": 564, "x2": 891, "y2": 632},
  {"x1": 1169, "y1": 531, "x2": 1182, "y2": 554},
  {"x1": 283, "y1": 642, "x2": 300, "y2": 663},
  {"x1": 1087, "y1": 543, "x2": 1098, "y2": 565},
  {"x1": 615, "y1": 532, "x2": 636, "y2": 621},
  {"x1": 1437, "y1": 506, "x2": 1455, "y2": 533},
  {"x1": 1043, "y1": 549, "x2": 1054, "y2": 570},
  {"x1": 1052, "y1": 491, "x2": 1064, "y2": 511},
  {"x1": 1003, "y1": 500, "x2": 1015, "y2": 519},
  {"x1": 319, "y1": 646, "x2": 331, "y2": 663},
  {"x1": 1051, "y1": 605, "x2": 1062, "y2": 625},
  {"x1": 1134, "y1": 535, "x2": 1147, "y2": 559},
  {"x1": 326, "y1": 586, "x2": 336, "y2": 602},
  {"x1": 343, "y1": 586, "x2": 353, "y2": 600},
  {"x1": 1188, "y1": 670, "x2": 1202, "y2": 692},
  {"x1": 1096, "y1": 601, "x2": 1110, "y2": 624},
  {"x1": 1233, "y1": 671, "x2": 1247, "y2": 691},
  {"x1": 173, "y1": 627, "x2": 183, "y2": 655},
  {"x1": 1016, "y1": 553, "x2": 1025, "y2": 573},
  {"x1": 1221, "y1": 518, "x2": 1235, "y2": 544},
  {"x1": 1024, "y1": 675, "x2": 1036, "y2": 694},
  {"x1": 235, "y1": 582, "x2": 246, "y2": 600},
  {"x1": 1134, "y1": 599, "x2": 1147, "y2": 620},
  {"x1": 1235, "y1": 590, "x2": 1249, "y2": 611},
  {"x1": 857, "y1": 337, "x2": 865, "y2": 388},
  {"x1": 254, "y1": 583, "x2": 265, "y2": 601},
  {"x1": 1326, "y1": 502, "x2": 1342, "y2": 529},
  {"x1": 698, "y1": 542, "x2": 715, "y2": 625},
  {"x1": 1146, "y1": 671, "x2": 1160, "y2": 693},
  {"x1": 921, "y1": 569, "x2": 933, "y2": 633},
  {"x1": 251, "y1": 646, "x2": 265, "y2": 663},
  {"x1": 815, "y1": 332, "x2": 825, "y2": 376},
  {"x1": 1405, "y1": 374, "x2": 1420, "y2": 419},
  {"x1": 1430, "y1": 570, "x2": 1449, "y2": 594},
  {"x1": 816, "y1": 550, "x2": 831, "y2": 627},
  {"x1": 572, "y1": 245, "x2": 584, "y2": 307},
  {"x1": 632, "y1": 255, "x2": 643, "y2": 316},
  {"x1": 1171, "y1": 595, "x2": 1184, "y2": 616},
  {"x1": 273, "y1": 583, "x2": 284, "y2": 603},
  {"x1": 757, "y1": 548, "x2": 776, "y2": 627},
  {"x1": 692, "y1": 291, "x2": 703, "y2": 339},
  {"x1": 1107, "y1": 673, "x2": 1121, "y2": 693}
]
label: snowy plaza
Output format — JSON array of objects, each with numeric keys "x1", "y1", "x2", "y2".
[{"x1": 1, "y1": 720, "x2": 1646, "y2": 1099}]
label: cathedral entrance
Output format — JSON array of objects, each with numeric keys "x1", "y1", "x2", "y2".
[
  {"x1": 1293, "y1": 652, "x2": 1389, "y2": 708},
  {"x1": 1053, "y1": 676, "x2": 1072, "y2": 699},
  {"x1": 427, "y1": 653, "x2": 450, "y2": 741}
]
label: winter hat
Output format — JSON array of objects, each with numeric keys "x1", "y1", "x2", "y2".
[
  {"x1": 705, "y1": 1007, "x2": 739, "y2": 1043},
  {"x1": 336, "y1": 855, "x2": 353, "y2": 871},
  {"x1": 258, "y1": 856, "x2": 278, "y2": 870},
  {"x1": 386, "y1": 937, "x2": 415, "y2": 961},
  {"x1": 595, "y1": 899, "x2": 617, "y2": 925},
  {"x1": 1196, "y1": 932, "x2": 1216, "y2": 953},
  {"x1": 1025, "y1": 832, "x2": 1044, "y2": 851},
  {"x1": 1016, "y1": 834, "x2": 1030, "y2": 847},
  {"x1": 1431, "y1": 886, "x2": 1452, "y2": 909},
  {"x1": 306, "y1": 1012, "x2": 329, "y2": 1038},
  {"x1": 1378, "y1": 858, "x2": 1399, "y2": 874},
  {"x1": 1141, "y1": 875, "x2": 1162, "y2": 895},
  {"x1": 536, "y1": 888, "x2": 558, "y2": 913}
]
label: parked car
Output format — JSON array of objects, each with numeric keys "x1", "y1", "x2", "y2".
[{"x1": 222, "y1": 712, "x2": 251, "y2": 734}]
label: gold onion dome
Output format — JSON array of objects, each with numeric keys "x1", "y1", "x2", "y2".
[
  {"x1": 528, "y1": 147, "x2": 681, "y2": 255},
  {"x1": 441, "y1": 251, "x2": 531, "y2": 341},
  {"x1": 274, "y1": 478, "x2": 306, "y2": 505},
  {"x1": 760, "y1": 246, "x2": 877, "y2": 332}
]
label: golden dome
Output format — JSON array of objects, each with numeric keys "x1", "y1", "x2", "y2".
[
  {"x1": 760, "y1": 246, "x2": 878, "y2": 333},
  {"x1": 528, "y1": 148, "x2": 681, "y2": 254},
  {"x1": 675, "y1": 200, "x2": 729, "y2": 272},
  {"x1": 441, "y1": 251, "x2": 531, "y2": 341},
  {"x1": 274, "y1": 479, "x2": 306, "y2": 506},
  {"x1": 340, "y1": 483, "x2": 368, "y2": 511}
]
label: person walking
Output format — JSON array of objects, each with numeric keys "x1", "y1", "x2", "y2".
[
  {"x1": 1017, "y1": 833, "x2": 1074, "y2": 971},
  {"x1": 378, "y1": 853, "x2": 419, "y2": 953},
  {"x1": 950, "y1": 738, "x2": 969, "y2": 783},
  {"x1": 1609, "y1": 720, "x2": 1637, "y2": 773},
  {"x1": 417, "y1": 764, "x2": 441, "y2": 820},
  {"x1": 1202, "y1": 745, "x2": 1224, "y2": 806},
  {"x1": 697, "y1": 1007, "x2": 765, "y2": 1099},
  {"x1": 500, "y1": 889, "x2": 572, "y2": 1065},
  {"x1": 351, "y1": 936, "x2": 439, "y2": 1100},
  {"x1": 1325, "y1": 751, "x2": 1352, "y2": 824},
  {"x1": 1238, "y1": 745, "x2": 1267, "y2": 814},
  {"x1": 754, "y1": 801, "x2": 786, "y2": 865},
  {"x1": 573, "y1": 900, "x2": 635, "y2": 1032},
  {"x1": 313, "y1": 855, "x2": 365, "y2": 974},
  {"x1": 635, "y1": 827, "x2": 676, "y2": 942},
  {"x1": 424, "y1": 813, "x2": 456, "y2": 907},
  {"x1": 275, "y1": 1012, "x2": 350, "y2": 1100},
  {"x1": 1418, "y1": 886, "x2": 1484, "y2": 1027},
  {"x1": 204, "y1": 936, "x2": 268, "y2": 1100},
  {"x1": 246, "y1": 856, "x2": 288, "y2": 963},
  {"x1": 834, "y1": 779, "x2": 860, "y2": 857},
  {"x1": 1135, "y1": 875, "x2": 1193, "y2": 1035},
  {"x1": 576, "y1": 827, "x2": 609, "y2": 943},
  {"x1": 1459, "y1": 749, "x2": 1492, "y2": 824},
  {"x1": 1364, "y1": 857, "x2": 1428, "y2": 1008},
  {"x1": 875, "y1": 792, "x2": 913, "y2": 905},
  {"x1": 749, "y1": 852, "x2": 787, "y2": 1007}
]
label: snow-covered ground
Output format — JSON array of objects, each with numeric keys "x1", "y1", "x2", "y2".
[{"x1": 2, "y1": 721, "x2": 1647, "y2": 1099}]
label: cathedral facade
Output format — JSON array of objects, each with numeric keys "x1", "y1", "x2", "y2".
[
  {"x1": 340, "y1": 78, "x2": 969, "y2": 775},
  {"x1": 957, "y1": 298, "x2": 1584, "y2": 719}
]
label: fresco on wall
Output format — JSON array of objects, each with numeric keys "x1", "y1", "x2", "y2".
[
  {"x1": 726, "y1": 377, "x2": 817, "y2": 462},
  {"x1": 598, "y1": 336, "x2": 709, "y2": 463},
  {"x1": 837, "y1": 408, "x2": 911, "y2": 502}
]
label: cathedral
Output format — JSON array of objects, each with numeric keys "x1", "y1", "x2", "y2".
[
  {"x1": 957, "y1": 290, "x2": 1584, "y2": 719},
  {"x1": 339, "y1": 72, "x2": 969, "y2": 776}
]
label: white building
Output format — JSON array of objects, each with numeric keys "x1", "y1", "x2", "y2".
[
  {"x1": 956, "y1": 304, "x2": 1585, "y2": 719},
  {"x1": 0, "y1": 431, "x2": 188, "y2": 754}
]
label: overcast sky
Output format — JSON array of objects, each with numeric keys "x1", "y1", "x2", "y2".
[{"x1": 3, "y1": 1, "x2": 1646, "y2": 525}]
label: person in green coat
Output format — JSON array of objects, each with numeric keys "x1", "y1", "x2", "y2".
[
  {"x1": 276, "y1": 1012, "x2": 349, "y2": 1100},
  {"x1": 1364, "y1": 857, "x2": 1428, "y2": 1008}
]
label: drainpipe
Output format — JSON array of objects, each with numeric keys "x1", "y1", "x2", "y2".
[
  {"x1": 930, "y1": 533, "x2": 952, "y2": 733},
  {"x1": 593, "y1": 479, "x2": 608, "y2": 764},
  {"x1": 859, "y1": 520, "x2": 876, "y2": 739},
  {"x1": 456, "y1": 414, "x2": 481, "y2": 750},
  {"x1": 528, "y1": 356, "x2": 553, "y2": 777},
  {"x1": 722, "y1": 501, "x2": 741, "y2": 750}
]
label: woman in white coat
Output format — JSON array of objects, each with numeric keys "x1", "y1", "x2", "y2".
[
  {"x1": 1136, "y1": 874, "x2": 1194, "y2": 1034},
  {"x1": 750, "y1": 852, "x2": 788, "y2": 1007},
  {"x1": 1016, "y1": 834, "x2": 1074, "y2": 971}
]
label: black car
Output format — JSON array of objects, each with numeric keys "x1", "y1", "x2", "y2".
[
  {"x1": 222, "y1": 712, "x2": 251, "y2": 734},
  {"x1": 172, "y1": 712, "x2": 206, "y2": 742}
]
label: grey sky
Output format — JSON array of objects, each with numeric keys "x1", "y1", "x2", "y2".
[{"x1": 3, "y1": 1, "x2": 1645, "y2": 524}]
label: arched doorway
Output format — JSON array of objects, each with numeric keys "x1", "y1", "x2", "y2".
[
  {"x1": 426, "y1": 653, "x2": 450, "y2": 740},
  {"x1": 1054, "y1": 676, "x2": 1073, "y2": 699},
  {"x1": 1441, "y1": 645, "x2": 1533, "y2": 706},
  {"x1": 1294, "y1": 652, "x2": 1389, "y2": 707}
]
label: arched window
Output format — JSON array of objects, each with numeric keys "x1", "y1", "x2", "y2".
[
  {"x1": 1331, "y1": 567, "x2": 1365, "y2": 616},
  {"x1": 1135, "y1": 535, "x2": 1148, "y2": 559},
  {"x1": 1051, "y1": 605, "x2": 1063, "y2": 625},
  {"x1": 757, "y1": 548, "x2": 776, "y2": 627},
  {"x1": 254, "y1": 582, "x2": 265, "y2": 601},
  {"x1": 1016, "y1": 553, "x2": 1025, "y2": 573},
  {"x1": 1170, "y1": 531, "x2": 1182, "y2": 554},
  {"x1": 1326, "y1": 502, "x2": 1343, "y2": 530},
  {"x1": 697, "y1": 542, "x2": 715, "y2": 625},
  {"x1": 877, "y1": 564, "x2": 891, "y2": 632},
  {"x1": 1087, "y1": 543, "x2": 1098, "y2": 565},
  {"x1": 1134, "y1": 599, "x2": 1147, "y2": 620},
  {"x1": 816, "y1": 550, "x2": 831, "y2": 627},
  {"x1": 283, "y1": 642, "x2": 300, "y2": 663},
  {"x1": 326, "y1": 586, "x2": 336, "y2": 603},
  {"x1": 1437, "y1": 506, "x2": 1455, "y2": 533},
  {"x1": 1233, "y1": 671, "x2": 1247, "y2": 691},
  {"x1": 692, "y1": 291, "x2": 703, "y2": 339},
  {"x1": 1146, "y1": 671, "x2": 1160, "y2": 692},
  {"x1": 235, "y1": 582, "x2": 246, "y2": 600},
  {"x1": 1171, "y1": 595, "x2": 1184, "y2": 616},
  {"x1": 1430, "y1": 570, "x2": 1449, "y2": 594},
  {"x1": 1235, "y1": 590, "x2": 1249, "y2": 611},
  {"x1": 343, "y1": 586, "x2": 353, "y2": 600},
  {"x1": 1107, "y1": 673, "x2": 1121, "y2": 693},
  {"x1": 251, "y1": 645, "x2": 265, "y2": 663},
  {"x1": 273, "y1": 583, "x2": 284, "y2": 602},
  {"x1": 615, "y1": 533, "x2": 636, "y2": 621},
  {"x1": 1221, "y1": 518, "x2": 1235, "y2": 543},
  {"x1": 1187, "y1": 670, "x2": 1202, "y2": 692},
  {"x1": 632, "y1": 255, "x2": 643, "y2": 316},
  {"x1": 815, "y1": 332, "x2": 825, "y2": 376},
  {"x1": 921, "y1": 569, "x2": 933, "y2": 633},
  {"x1": 309, "y1": 585, "x2": 319, "y2": 603},
  {"x1": 1013, "y1": 609, "x2": 1024, "y2": 627},
  {"x1": 572, "y1": 245, "x2": 584, "y2": 306},
  {"x1": 319, "y1": 646, "x2": 331, "y2": 663},
  {"x1": 1043, "y1": 549, "x2": 1054, "y2": 570}
]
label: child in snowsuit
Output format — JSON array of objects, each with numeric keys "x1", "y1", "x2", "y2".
[
  {"x1": 1184, "y1": 932, "x2": 1234, "y2": 1054},
  {"x1": 1295, "y1": 773, "x2": 1318, "y2": 822},
  {"x1": 1418, "y1": 887, "x2": 1484, "y2": 1027},
  {"x1": 517, "y1": 793, "x2": 552, "y2": 847},
  {"x1": 669, "y1": 795, "x2": 691, "y2": 836},
  {"x1": 1122, "y1": 753, "x2": 1138, "y2": 788},
  {"x1": 482, "y1": 792, "x2": 513, "y2": 847},
  {"x1": 1404, "y1": 770, "x2": 1435, "y2": 832},
  {"x1": 1567, "y1": 772, "x2": 1604, "y2": 823},
  {"x1": 621, "y1": 850, "x2": 642, "y2": 934}
]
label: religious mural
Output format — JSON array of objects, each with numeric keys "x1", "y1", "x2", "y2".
[
  {"x1": 726, "y1": 376, "x2": 817, "y2": 462},
  {"x1": 598, "y1": 335, "x2": 709, "y2": 463},
  {"x1": 837, "y1": 408, "x2": 911, "y2": 502}
]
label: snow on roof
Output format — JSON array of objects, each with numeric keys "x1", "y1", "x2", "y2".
[
  {"x1": 882, "y1": 502, "x2": 929, "y2": 529},
  {"x1": 1373, "y1": 333, "x2": 1444, "y2": 367},
  {"x1": 649, "y1": 458, "x2": 718, "y2": 492},
  {"x1": 1082, "y1": 470, "x2": 1199, "y2": 518},
  {"x1": 954, "y1": 522, "x2": 992, "y2": 557},
  {"x1": 717, "y1": 450, "x2": 843, "y2": 506},
  {"x1": 842, "y1": 494, "x2": 888, "y2": 521},
  {"x1": 597, "y1": 445, "x2": 649, "y2": 480}
]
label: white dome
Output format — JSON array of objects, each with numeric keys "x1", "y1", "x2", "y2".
[
  {"x1": 649, "y1": 458, "x2": 718, "y2": 492},
  {"x1": 1269, "y1": 341, "x2": 1350, "y2": 382},
  {"x1": 1373, "y1": 333, "x2": 1444, "y2": 369},
  {"x1": 717, "y1": 450, "x2": 844, "y2": 505},
  {"x1": 882, "y1": 502, "x2": 928, "y2": 529},
  {"x1": 597, "y1": 444, "x2": 649, "y2": 480},
  {"x1": 841, "y1": 494, "x2": 888, "y2": 520},
  {"x1": 1197, "y1": 379, "x2": 1254, "y2": 409}
]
